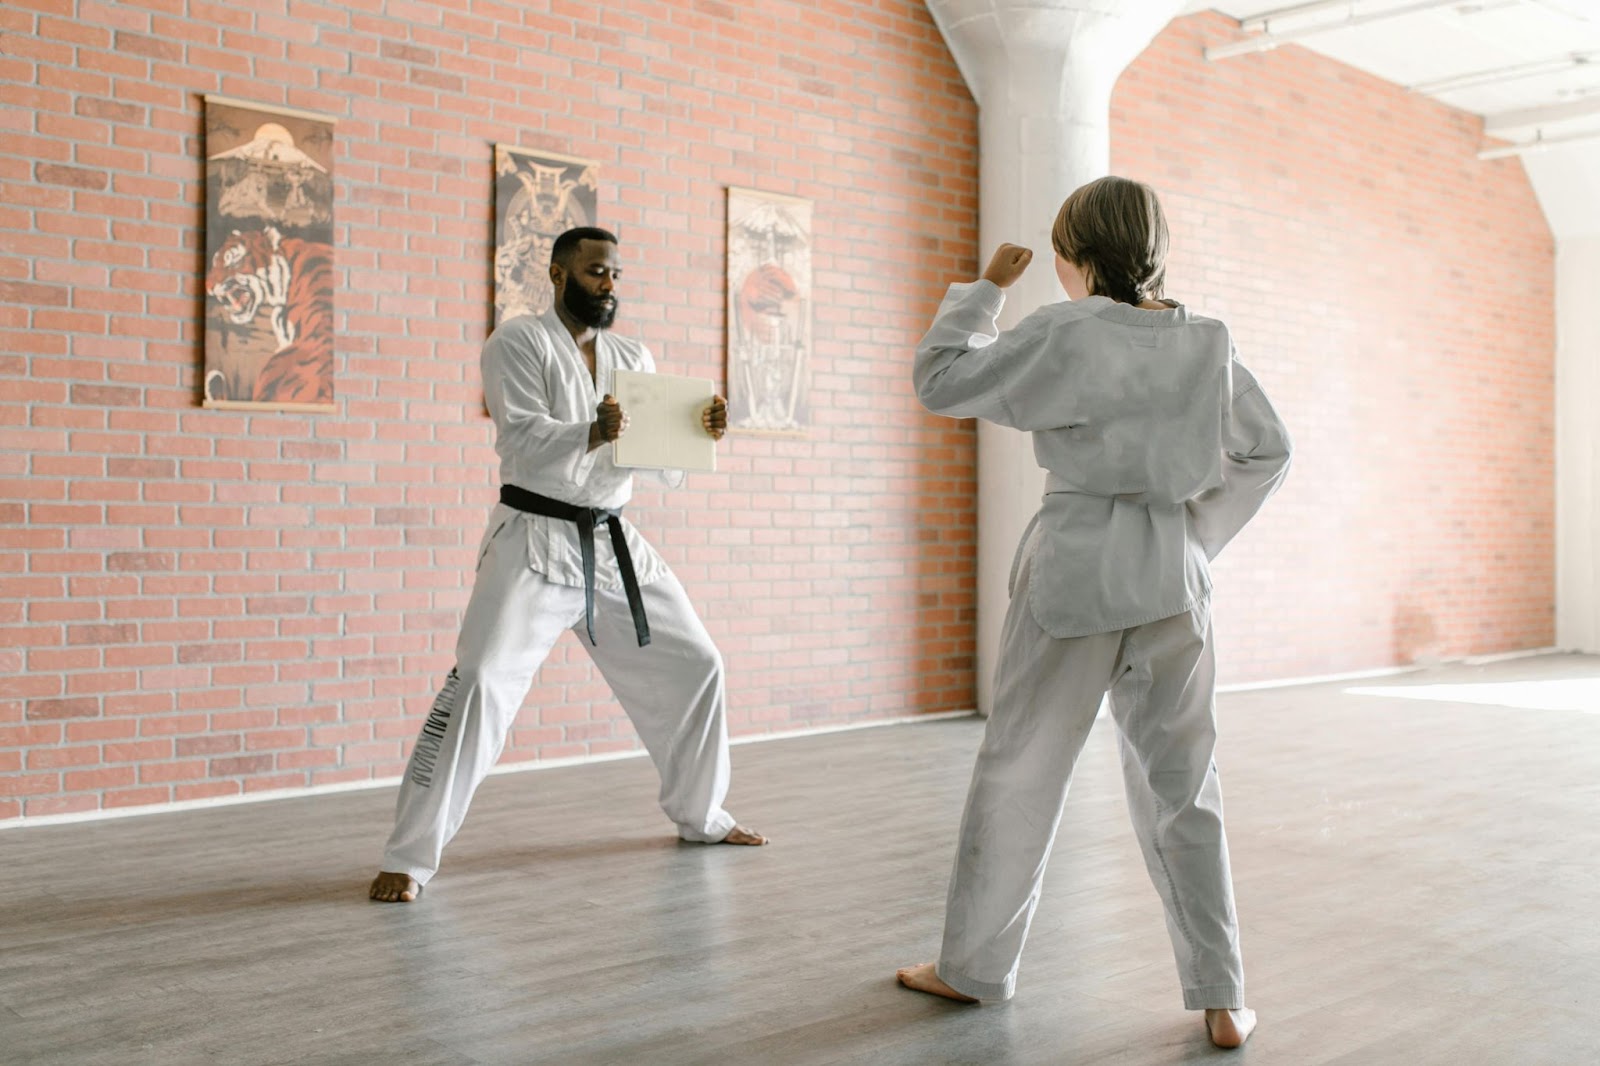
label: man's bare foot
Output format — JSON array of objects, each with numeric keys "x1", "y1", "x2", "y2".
[
  {"x1": 896, "y1": 963, "x2": 979, "y2": 1003},
  {"x1": 368, "y1": 871, "x2": 420, "y2": 903},
  {"x1": 721, "y1": 825, "x2": 768, "y2": 845},
  {"x1": 1205, "y1": 1008, "x2": 1257, "y2": 1049}
]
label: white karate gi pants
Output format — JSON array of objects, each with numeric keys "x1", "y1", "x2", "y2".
[
  {"x1": 380, "y1": 515, "x2": 738, "y2": 884},
  {"x1": 936, "y1": 548, "x2": 1245, "y2": 1009}
]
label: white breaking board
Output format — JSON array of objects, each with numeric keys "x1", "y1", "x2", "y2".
[{"x1": 611, "y1": 368, "x2": 717, "y2": 473}]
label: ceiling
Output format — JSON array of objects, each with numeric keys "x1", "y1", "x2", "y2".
[{"x1": 1185, "y1": 0, "x2": 1600, "y2": 237}]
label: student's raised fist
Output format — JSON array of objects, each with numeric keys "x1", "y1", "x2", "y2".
[
  {"x1": 594, "y1": 394, "x2": 629, "y2": 443},
  {"x1": 981, "y1": 244, "x2": 1033, "y2": 289}
]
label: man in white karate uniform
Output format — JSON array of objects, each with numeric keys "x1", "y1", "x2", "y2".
[{"x1": 370, "y1": 227, "x2": 766, "y2": 903}]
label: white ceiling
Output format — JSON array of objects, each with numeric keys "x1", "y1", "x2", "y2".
[{"x1": 1184, "y1": 0, "x2": 1600, "y2": 236}]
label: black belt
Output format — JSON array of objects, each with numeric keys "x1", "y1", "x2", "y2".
[{"x1": 498, "y1": 484, "x2": 650, "y2": 648}]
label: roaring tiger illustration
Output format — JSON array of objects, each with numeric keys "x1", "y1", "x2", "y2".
[{"x1": 205, "y1": 225, "x2": 333, "y2": 405}]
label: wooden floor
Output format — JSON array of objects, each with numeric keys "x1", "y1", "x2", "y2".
[{"x1": 4, "y1": 653, "x2": 1599, "y2": 1065}]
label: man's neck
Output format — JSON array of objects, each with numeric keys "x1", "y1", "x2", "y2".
[{"x1": 554, "y1": 302, "x2": 599, "y2": 349}]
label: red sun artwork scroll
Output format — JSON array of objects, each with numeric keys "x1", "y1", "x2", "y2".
[{"x1": 726, "y1": 187, "x2": 812, "y2": 436}]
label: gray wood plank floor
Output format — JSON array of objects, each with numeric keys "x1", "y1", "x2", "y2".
[{"x1": 4, "y1": 653, "x2": 1598, "y2": 1065}]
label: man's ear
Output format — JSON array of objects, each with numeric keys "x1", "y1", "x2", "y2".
[{"x1": 548, "y1": 262, "x2": 563, "y2": 287}]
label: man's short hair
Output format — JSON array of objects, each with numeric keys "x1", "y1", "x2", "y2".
[{"x1": 550, "y1": 227, "x2": 619, "y2": 268}]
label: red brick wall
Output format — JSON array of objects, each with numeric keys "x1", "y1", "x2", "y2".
[
  {"x1": 1114, "y1": 14, "x2": 1556, "y2": 683},
  {"x1": 0, "y1": 0, "x2": 980, "y2": 819},
  {"x1": 0, "y1": 6, "x2": 1558, "y2": 821}
]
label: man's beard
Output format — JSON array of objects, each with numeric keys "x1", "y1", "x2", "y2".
[{"x1": 563, "y1": 283, "x2": 617, "y2": 329}]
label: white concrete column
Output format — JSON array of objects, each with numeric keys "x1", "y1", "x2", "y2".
[
  {"x1": 1522, "y1": 151, "x2": 1600, "y2": 655},
  {"x1": 927, "y1": 0, "x2": 1183, "y2": 712},
  {"x1": 1556, "y1": 235, "x2": 1600, "y2": 653}
]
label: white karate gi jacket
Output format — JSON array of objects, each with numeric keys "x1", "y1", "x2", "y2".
[
  {"x1": 481, "y1": 309, "x2": 685, "y2": 592},
  {"x1": 914, "y1": 280, "x2": 1292, "y2": 638}
]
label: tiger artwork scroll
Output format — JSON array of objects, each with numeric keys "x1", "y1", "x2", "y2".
[
  {"x1": 726, "y1": 187, "x2": 812, "y2": 436},
  {"x1": 493, "y1": 146, "x2": 599, "y2": 326},
  {"x1": 202, "y1": 96, "x2": 336, "y2": 412}
]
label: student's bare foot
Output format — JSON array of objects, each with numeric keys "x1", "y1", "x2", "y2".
[
  {"x1": 721, "y1": 825, "x2": 768, "y2": 845},
  {"x1": 368, "y1": 871, "x2": 420, "y2": 903},
  {"x1": 896, "y1": 963, "x2": 979, "y2": 1003},
  {"x1": 1205, "y1": 1008, "x2": 1257, "y2": 1048}
]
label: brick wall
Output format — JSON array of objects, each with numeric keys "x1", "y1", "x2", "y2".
[
  {"x1": 0, "y1": 5, "x2": 1558, "y2": 821},
  {"x1": 1114, "y1": 14, "x2": 1556, "y2": 683},
  {"x1": 0, "y1": 0, "x2": 980, "y2": 819}
]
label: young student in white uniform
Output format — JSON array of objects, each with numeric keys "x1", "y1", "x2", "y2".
[
  {"x1": 895, "y1": 177, "x2": 1291, "y2": 1050},
  {"x1": 369, "y1": 227, "x2": 767, "y2": 904}
]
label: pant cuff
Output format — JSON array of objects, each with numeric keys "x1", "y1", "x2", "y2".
[
  {"x1": 1183, "y1": 982, "x2": 1245, "y2": 1010},
  {"x1": 379, "y1": 858, "x2": 437, "y2": 887},
  {"x1": 676, "y1": 810, "x2": 738, "y2": 843},
  {"x1": 935, "y1": 962, "x2": 1013, "y2": 1002}
]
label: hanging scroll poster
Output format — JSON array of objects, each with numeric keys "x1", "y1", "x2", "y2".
[
  {"x1": 202, "y1": 96, "x2": 336, "y2": 411},
  {"x1": 726, "y1": 187, "x2": 812, "y2": 435},
  {"x1": 493, "y1": 145, "x2": 600, "y2": 325}
]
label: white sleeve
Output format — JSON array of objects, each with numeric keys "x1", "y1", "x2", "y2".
[
  {"x1": 482, "y1": 325, "x2": 600, "y2": 487},
  {"x1": 1186, "y1": 359, "x2": 1292, "y2": 560},
  {"x1": 912, "y1": 280, "x2": 1027, "y2": 427}
]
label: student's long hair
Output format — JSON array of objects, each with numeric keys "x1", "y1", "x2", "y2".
[{"x1": 1051, "y1": 176, "x2": 1169, "y2": 306}]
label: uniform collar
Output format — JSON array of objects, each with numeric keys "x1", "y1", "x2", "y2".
[
  {"x1": 538, "y1": 307, "x2": 611, "y2": 394},
  {"x1": 1077, "y1": 295, "x2": 1190, "y2": 328}
]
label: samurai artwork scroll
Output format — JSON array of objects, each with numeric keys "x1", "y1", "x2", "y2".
[{"x1": 493, "y1": 145, "x2": 600, "y2": 325}]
